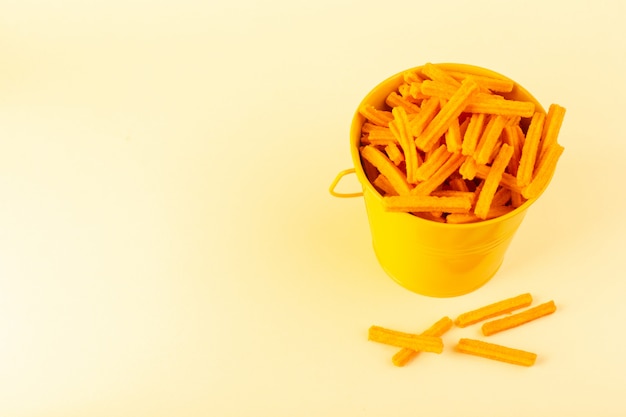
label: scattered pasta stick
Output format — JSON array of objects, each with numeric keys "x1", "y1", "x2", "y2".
[
  {"x1": 414, "y1": 144, "x2": 451, "y2": 182},
  {"x1": 383, "y1": 194, "x2": 472, "y2": 214},
  {"x1": 474, "y1": 143, "x2": 514, "y2": 219},
  {"x1": 475, "y1": 114, "x2": 508, "y2": 165},
  {"x1": 482, "y1": 300, "x2": 557, "y2": 336},
  {"x1": 455, "y1": 292, "x2": 533, "y2": 328},
  {"x1": 411, "y1": 152, "x2": 465, "y2": 195},
  {"x1": 522, "y1": 143, "x2": 564, "y2": 199},
  {"x1": 456, "y1": 338, "x2": 537, "y2": 367},
  {"x1": 539, "y1": 104, "x2": 566, "y2": 160},
  {"x1": 368, "y1": 325, "x2": 444, "y2": 353},
  {"x1": 360, "y1": 145, "x2": 412, "y2": 196},
  {"x1": 517, "y1": 111, "x2": 546, "y2": 187},
  {"x1": 415, "y1": 78, "x2": 480, "y2": 152},
  {"x1": 359, "y1": 105, "x2": 394, "y2": 127},
  {"x1": 392, "y1": 316, "x2": 453, "y2": 367}
]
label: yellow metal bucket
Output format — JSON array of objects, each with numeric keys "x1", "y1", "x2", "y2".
[{"x1": 331, "y1": 63, "x2": 549, "y2": 298}]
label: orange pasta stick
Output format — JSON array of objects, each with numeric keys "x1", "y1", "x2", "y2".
[
  {"x1": 419, "y1": 79, "x2": 457, "y2": 99},
  {"x1": 385, "y1": 143, "x2": 404, "y2": 166},
  {"x1": 383, "y1": 194, "x2": 472, "y2": 214},
  {"x1": 517, "y1": 111, "x2": 546, "y2": 187},
  {"x1": 446, "y1": 205, "x2": 514, "y2": 224},
  {"x1": 373, "y1": 174, "x2": 398, "y2": 196},
  {"x1": 475, "y1": 114, "x2": 508, "y2": 165},
  {"x1": 445, "y1": 70, "x2": 515, "y2": 93},
  {"x1": 367, "y1": 126, "x2": 397, "y2": 143},
  {"x1": 521, "y1": 143, "x2": 564, "y2": 199},
  {"x1": 448, "y1": 176, "x2": 471, "y2": 192},
  {"x1": 482, "y1": 300, "x2": 557, "y2": 336},
  {"x1": 403, "y1": 69, "x2": 424, "y2": 84},
  {"x1": 462, "y1": 112, "x2": 487, "y2": 156},
  {"x1": 414, "y1": 144, "x2": 451, "y2": 182},
  {"x1": 465, "y1": 96, "x2": 535, "y2": 118},
  {"x1": 491, "y1": 187, "x2": 512, "y2": 207},
  {"x1": 409, "y1": 97, "x2": 439, "y2": 137},
  {"x1": 415, "y1": 78, "x2": 480, "y2": 152},
  {"x1": 475, "y1": 164, "x2": 522, "y2": 194},
  {"x1": 474, "y1": 143, "x2": 514, "y2": 219},
  {"x1": 390, "y1": 107, "x2": 420, "y2": 184},
  {"x1": 454, "y1": 293, "x2": 533, "y2": 327},
  {"x1": 421, "y1": 80, "x2": 497, "y2": 103},
  {"x1": 386, "y1": 91, "x2": 422, "y2": 114},
  {"x1": 368, "y1": 326, "x2": 444, "y2": 353},
  {"x1": 359, "y1": 105, "x2": 394, "y2": 127},
  {"x1": 456, "y1": 338, "x2": 537, "y2": 367},
  {"x1": 422, "y1": 62, "x2": 461, "y2": 86},
  {"x1": 360, "y1": 145, "x2": 412, "y2": 196},
  {"x1": 502, "y1": 125, "x2": 521, "y2": 175},
  {"x1": 392, "y1": 316, "x2": 453, "y2": 367},
  {"x1": 445, "y1": 117, "x2": 463, "y2": 153},
  {"x1": 539, "y1": 104, "x2": 566, "y2": 160},
  {"x1": 411, "y1": 152, "x2": 465, "y2": 195},
  {"x1": 459, "y1": 155, "x2": 479, "y2": 181}
]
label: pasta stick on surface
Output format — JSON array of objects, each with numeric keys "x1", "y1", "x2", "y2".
[
  {"x1": 482, "y1": 300, "x2": 557, "y2": 336},
  {"x1": 392, "y1": 316, "x2": 453, "y2": 367},
  {"x1": 368, "y1": 326, "x2": 444, "y2": 353},
  {"x1": 456, "y1": 338, "x2": 537, "y2": 367},
  {"x1": 455, "y1": 293, "x2": 533, "y2": 327}
]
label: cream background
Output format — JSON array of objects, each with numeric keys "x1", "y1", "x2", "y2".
[{"x1": 1, "y1": 0, "x2": 625, "y2": 416}]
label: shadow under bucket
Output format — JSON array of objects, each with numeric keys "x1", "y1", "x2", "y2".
[{"x1": 331, "y1": 63, "x2": 551, "y2": 298}]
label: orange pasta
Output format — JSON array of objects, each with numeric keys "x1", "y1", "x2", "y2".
[
  {"x1": 392, "y1": 316, "x2": 453, "y2": 367},
  {"x1": 368, "y1": 325, "x2": 444, "y2": 353},
  {"x1": 482, "y1": 300, "x2": 557, "y2": 336},
  {"x1": 455, "y1": 293, "x2": 533, "y2": 328},
  {"x1": 356, "y1": 63, "x2": 566, "y2": 223},
  {"x1": 456, "y1": 338, "x2": 537, "y2": 367}
]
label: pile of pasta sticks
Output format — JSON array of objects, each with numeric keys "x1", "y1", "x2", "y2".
[
  {"x1": 359, "y1": 63, "x2": 566, "y2": 223},
  {"x1": 368, "y1": 292, "x2": 556, "y2": 367}
]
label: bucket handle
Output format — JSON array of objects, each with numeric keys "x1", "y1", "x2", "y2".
[{"x1": 329, "y1": 168, "x2": 363, "y2": 198}]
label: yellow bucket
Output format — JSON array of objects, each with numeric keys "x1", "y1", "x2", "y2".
[{"x1": 331, "y1": 63, "x2": 550, "y2": 298}]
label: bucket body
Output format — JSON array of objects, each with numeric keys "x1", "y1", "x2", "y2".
[{"x1": 350, "y1": 63, "x2": 545, "y2": 297}]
